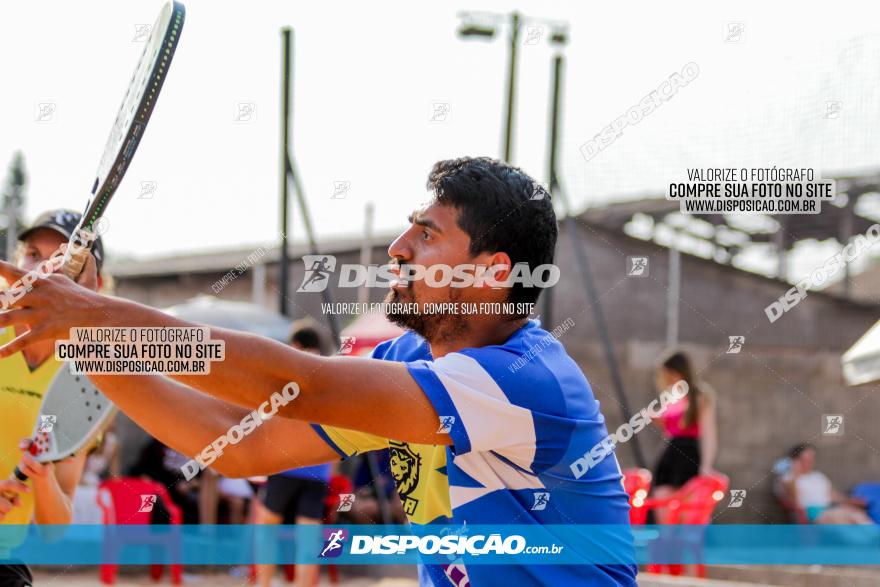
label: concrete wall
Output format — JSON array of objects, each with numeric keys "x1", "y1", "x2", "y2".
[
  {"x1": 112, "y1": 222, "x2": 880, "y2": 522},
  {"x1": 550, "y1": 223, "x2": 880, "y2": 523}
]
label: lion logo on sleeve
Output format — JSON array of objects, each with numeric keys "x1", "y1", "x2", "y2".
[{"x1": 389, "y1": 441, "x2": 422, "y2": 515}]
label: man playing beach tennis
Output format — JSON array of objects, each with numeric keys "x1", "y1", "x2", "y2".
[{"x1": 0, "y1": 157, "x2": 637, "y2": 586}]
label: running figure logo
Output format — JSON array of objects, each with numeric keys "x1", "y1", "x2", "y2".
[
  {"x1": 725, "y1": 22, "x2": 745, "y2": 43},
  {"x1": 331, "y1": 181, "x2": 351, "y2": 199},
  {"x1": 531, "y1": 491, "x2": 550, "y2": 511},
  {"x1": 524, "y1": 25, "x2": 544, "y2": 45},
  {"x1": 138, "y1": 180, "x2": 158, "y2": 200},
  {"x1": 298, "y1": 255, "x2": 337, "y2": 292},
  {"x1": 339, "y1": 337, "x2": 356, "y2": 355},
  {"x1": 429, "y1": 102, "x2": 450, "y2": 122},
  {"x1": 727, "y1": 490, "x2": 746, "y2": 508},
  {"x1": 337, "y1": 494, "x2": 355, "y2": 512},
  {"x1": 138, "y1": 494, "x2": 157, "y2": 513},
  {"x1": 824, "y1": 101, "x2": 843, "y2": 119},
  {"x1": 627, "y1": 256, "x2": 649, "y2": 277},
  {"x1": 38, "y1": 415, "x2": 57, "y2": 433},
  {"x1": 319, "y1": 529, "x2": 348, "y2": 558},
  {"x1": 133, "y1": 23, "x2": 152, "y2": 42},
  {"x1": 437, "y1": 416, "x2": 456, "y2": 434},
  {"x1": 727, "y1": 336, "x2": 745, "y2": 354},
  {"x1": 822, "y1": 414, "x2": 844, "y2": 435},
  {"x1": 35, "y1": 102, "x2": 56, "y2": 122}
]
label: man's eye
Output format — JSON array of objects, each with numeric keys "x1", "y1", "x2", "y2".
[{"x1": 421, "y1": 230, "x2": 431, "y2": 241}]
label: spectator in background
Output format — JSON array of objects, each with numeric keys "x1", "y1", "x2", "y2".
[
  {"x1": 73, "y1": 425, "x2": 120, "y2": 525},
  {"x1": 128, "y1": 438, "x2": 200, "y2": 524},
  {"x1": 253, "y1": 321, "x2": 333, "y2": 587},
  {"x1": 81, "y1": 426, "x2": 119, "y2": 488},
  {"x1": 650, "y1": 351, "x2": 719, "y2": 521},
  {"x1": 216, "y1": 475, "x2": 253, "y2": 525},
  {"x1": 781, "y1": 443, "x2": 872, "y2": 524}
]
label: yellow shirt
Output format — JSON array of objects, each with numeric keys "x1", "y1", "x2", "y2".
[{"x1": 0, "y1": 327, "x2": 62, "y2": 526}]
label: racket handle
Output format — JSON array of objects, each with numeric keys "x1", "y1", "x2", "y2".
[{"x1": 61, "y1": 231, "x2": 95, "y2": 280}]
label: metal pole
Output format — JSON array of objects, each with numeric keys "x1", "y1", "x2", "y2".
[
  {"x1": 547, "y1": 55, "x2": 562, "y2": 190},
  {"x1": 541, "y1": 54, "x2": 563, "y2": 328},
  {"x1": 286, "y1": 156, "x2": 342, "y2": 348},
  {"x1": 841, "y1": 196, "x2": 854, "y2": 299},
  {"x1": 556, "y1": 184, "x2": 647, "y2": 469},
  {"x1": 667, "y1": 240, "x2": 680, "y2": 346},
  {"x1": 502, "y1": 12, "x2": 520, "y2": 162},
  {"x1": 358, "y1": 203, "x2": 375, "y2": 306},
  {"x1": 539, "y1": 52, "x2": 644, "y2": 465},
  {"x1": 278, "y1": 28, "x2": 292, "y2": 316},
  {"x1": 775, "y1": 218, "x2": 787, "y2": 281},
  {"x1": 252, "y1": 262, "x2": 267, "y2": 306}
]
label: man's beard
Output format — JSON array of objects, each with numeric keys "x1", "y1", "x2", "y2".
[{"x1": 384, "y1": 288, "x2": 467, "y2": 343}]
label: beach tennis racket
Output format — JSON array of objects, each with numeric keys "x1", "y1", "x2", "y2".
[
  {"x1": 62, "y1": 1, "x2": 185, "y2": 279},
  {"x1": 2, "y1": 368, "x2": 116, "y2": 493}
]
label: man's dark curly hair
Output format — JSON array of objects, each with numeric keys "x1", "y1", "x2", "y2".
[{"x1": 426, "y1": 156, "x2": 557, "y2": 308}]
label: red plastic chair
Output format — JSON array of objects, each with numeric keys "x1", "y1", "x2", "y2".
[
  {"x1": 97, "y1": 478, "x2": 183, "y2": 585},
  {"x1": 642, "y1": 473, "x2": 729, "y2": 578},
  {"x1": 622, "y1": 468, "x2": 652, "y2": 525},
  {"x1": 773, "y1": 476, "x2": 809, "y2": 523},
  {"x1": 248, "y1": 475, "x2": 352, "y2": 585}
]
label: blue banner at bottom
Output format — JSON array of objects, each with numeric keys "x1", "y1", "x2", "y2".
[{"x1": 2, "y1": 524, "x2": 880, "y2": 565}]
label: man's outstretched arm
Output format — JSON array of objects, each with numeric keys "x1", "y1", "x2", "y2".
[
  {"x1": 89, "y1": 373, "x2": 340, "y2": 477},
  {"x1": 0, "y1": 261, "x2": 450, "y2": 446}
]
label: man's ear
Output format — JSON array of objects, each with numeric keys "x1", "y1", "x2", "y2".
[{"x1": 479, "y1": 251, "x2": 513, "y2": 288}]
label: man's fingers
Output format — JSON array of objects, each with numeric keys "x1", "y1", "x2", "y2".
[
  {"x1": 0, "y1": 326, "x2": 45, "y2": 359},
  {"x1": 75, "y1": 251, "x2": 99, "y2": 291},
  {"x1": 0, "y1": 479, "x2": 30, "y2": 496},
  {"x1": 0, "y1": 260, "x2": 27, "y2": 285},
  {"x1": 0, "y1": 309, "x2": 36, "y2": 329},
  {"x1": 0, "y1": 497, "x2": 17, "y2": 516},
  {"x1": 18, "y1": 456, "x2": 46, "y2": 479}
]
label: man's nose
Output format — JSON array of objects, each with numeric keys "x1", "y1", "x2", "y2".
[{"x1": 388, "y1": 230, "x2": 412, "y2": 262}]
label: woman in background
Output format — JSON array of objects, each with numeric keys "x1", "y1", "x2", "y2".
[{"x1": 651, "y1": 351, "x2": 718, "y2": 520}]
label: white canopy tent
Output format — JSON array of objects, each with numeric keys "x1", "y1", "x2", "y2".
[{"x1": 843, "y1": 319, "x2": 880, "y2": 385}]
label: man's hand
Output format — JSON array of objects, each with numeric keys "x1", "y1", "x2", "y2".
[
  {"x1": 0, "y1": 252, "x2": 106, "y2": 357},
  {"x1": 61, "y1": 244, "x2": 100, "y2": 292},
  {"x1": 17, "y1": 439, "x2": 52, "y2": 482},
  {"x1": 0, "y1": 479, "x2": 30, "y2": 521}
]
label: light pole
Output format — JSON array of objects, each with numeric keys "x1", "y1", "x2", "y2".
[
  {"x1": 457, "y1": 12, "x2": 569, "y2": 164},
  {"x1": 541, "y1": 29, "x2": 568, "y2": 331},
  {"x1": 457, "y1": 11, "x2": 521, "y2": 162},
  {"x1": 279, "y1": 28, "x2": 292, "y2": 316}
]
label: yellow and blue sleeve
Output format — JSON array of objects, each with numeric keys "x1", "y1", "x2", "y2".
[{"x1": 311, "y1": 424, "x2": 388, "y2": 459}]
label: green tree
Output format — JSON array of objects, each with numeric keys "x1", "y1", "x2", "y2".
[{"x1": 1, "y1": 151, "x2": 27, "y2": 262}]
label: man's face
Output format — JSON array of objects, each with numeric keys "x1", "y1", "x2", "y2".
[
  {"x1": 384, "y1": 202, "x2": 495, "y2": 341},
  {"x1": 17, "y1": 229, "x2": 67, "y2": 272}
]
